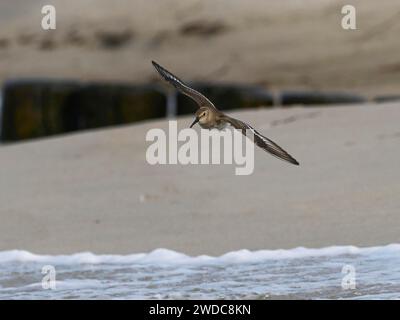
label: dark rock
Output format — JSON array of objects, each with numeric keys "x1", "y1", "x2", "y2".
[
  {"x1": 1, "y1": 81, "x2": 166, "y2": 142},
  {"x1": 280, "y1": 91, "x2": 366, "y2": 106},
  {"x1": 95, "y1": 29, "x2": 133, "y2": 49},
  {"x1": 1, "y1": 81, "x2": 79, "y2": 141},
  {"x1": 177, "y1": 82, "x2": 273, "y2": 115},
  {"x1": 373, "y1": 95, "x2": 400, "y2": 103},
  {"x1": 380, "y1": 63, "x2": 400, "y2": 73},
  {"x1": 0, "y1": 38, "x2": 10, "y2": 49},
  {"x1": 65, "y1": 29, "x2": 86, "y2": 46},
  {"x1": 179, "y1": 20, "x2": 228, "y2": 37},
  {"x1": 63, "y1": 84, "x2": 166, "y2": 131},
  {"x1": 17, "y1": 33, "x2": 37, "y2": 46},
  {"x1": 115, "y1": 85, "x2": 166, "y2": 123},
  {"x1": 39, "y1": 37, "x2": 56, "y2": 50}
]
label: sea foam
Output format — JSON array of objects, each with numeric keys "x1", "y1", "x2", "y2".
[
  {"x1": 1, "y1": 244, "x2": 400, "y2": 299},
  {"x1": 0, "y1": 243, "x2": 399, "y2": 265}
]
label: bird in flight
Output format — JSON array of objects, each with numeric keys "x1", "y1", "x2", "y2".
[{"x1": 152, "y1": 61, "x2": 299, "y2": 165}]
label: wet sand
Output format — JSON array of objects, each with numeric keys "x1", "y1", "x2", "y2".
[{"x1": 1, "y1": 102, "x2": 399, "y2": 255}]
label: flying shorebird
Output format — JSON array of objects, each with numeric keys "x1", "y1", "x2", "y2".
[{"x1": 152, "y1": 61, "x2": 299, "y2": 166}]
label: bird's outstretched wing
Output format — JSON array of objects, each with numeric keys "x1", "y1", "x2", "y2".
[
  {"x1": 222, "y1": 115, "x2": 299, "y2": 165},
  {"x1": 152, "y1": 61, "x2": 217, "y2": 110}
]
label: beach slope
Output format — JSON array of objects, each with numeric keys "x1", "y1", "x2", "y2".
[{"x1": 1, "y1": 102, "x2": 399, "y2": 255}]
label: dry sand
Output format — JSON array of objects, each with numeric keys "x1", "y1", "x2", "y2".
[
  {"x1": 0, "y1": 0, "x2": 400, "y2": 97},
  {"x1": 1, "y1": 102, "x2": 399, "y2": 255}
]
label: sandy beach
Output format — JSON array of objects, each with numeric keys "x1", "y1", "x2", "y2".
[
  {"x1": 0, "y1": 0, "x2": 400, "y2": 97},
  {"x1": 2, "y1": 0, "x2": 400, "y2": 301},
  {"x1": 1, "y1": 102, "x2": 399, "y2": 255}
]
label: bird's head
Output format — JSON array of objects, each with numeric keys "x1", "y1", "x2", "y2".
[{"x1": 190, "y1": 107, "x2": 210, "y2": 128}]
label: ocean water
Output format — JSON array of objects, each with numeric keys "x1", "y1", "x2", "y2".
[{"x1": 0, "y1": 244, "x2": 399, "y2": 299}]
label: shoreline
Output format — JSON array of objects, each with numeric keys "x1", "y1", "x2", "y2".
[{"x1": 1, "y1": 243, "x2": 400, "y2": 260}]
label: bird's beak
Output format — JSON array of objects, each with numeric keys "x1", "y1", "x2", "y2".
[{"x1": 190, "y1": 117, "x2": 199, "y2": 128}]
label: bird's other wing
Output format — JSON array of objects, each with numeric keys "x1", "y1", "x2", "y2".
[
  {"x1": 152, "y1": 61, "x2": 217, "y2": 110},
  {"x1": 222, "y1": 115, "x2": 300, "y2": 166}
]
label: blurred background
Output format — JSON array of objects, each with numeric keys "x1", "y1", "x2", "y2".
[{"x1": 0, "y1": 0, "x2": 399, "y2": 141}]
